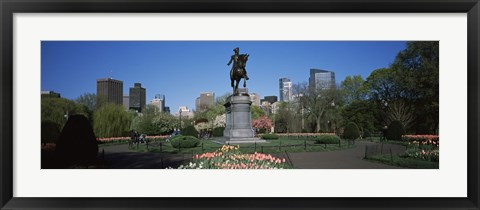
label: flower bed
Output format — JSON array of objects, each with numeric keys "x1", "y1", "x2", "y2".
[
  {"x1": 402, "y1": 135, "x2": 439, "y2": 146},
  {"x1": 173, "y1": 145, "x2": 288, "y2": 169},
  {"x1": 404, "y1": 148, "x2": 439, "y2": 162}
]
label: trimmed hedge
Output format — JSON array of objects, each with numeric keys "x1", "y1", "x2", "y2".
[
  {"x1": 261, "y1": 133, "x2": 279, "y2": 140},
  {"x1": 170, "y1": 135, "x2": 200, "y2": 148},
  {"x1": 344, "y1": 122, "x2": 360, "y2": 140},
  {"x1": 181, "y1": 125, "x2": 199, "y2": 137},
  {"x1": 314, "y1": 135, "x2": 341, "y2": 144},
  {"x1": 212, "y1": 127, "x2": 225, "y2": 137},
  {"x1": 387, "y1": 120, "x2": 405, "y2": 141}
]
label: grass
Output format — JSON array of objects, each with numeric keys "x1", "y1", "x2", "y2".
[
  {"x1": 123, "y1": 137, "x2": 356, "y2": 155},
  {"x1": 365, "y1": 155, "x2": 439, "y2": 169}
]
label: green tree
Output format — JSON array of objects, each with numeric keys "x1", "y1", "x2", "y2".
[
  {"x1": 251, "y1": 105, "x2": 266, "y2": 120},
  {"x1": 391, "y1": 41, "x2": 439, "y2": 134},
  {"x1": 41, "y1": 96, "x2": 88, "y2": 133},
  {"x1": 75, "y1": 93, "x2": 96, "y2": 112},
  {"x1": 150, "y1": 112, "x2": 179, "y2": 135},
  {"x1": 131, "y1": 106, "x2": 179, "y2": 135},
  {"x1": 295, "y1": 82, "x2": 343, "y2": 133},
  {"x1": 341, "y1": 75, "x2": 368, "y2": 105},
  {"x1": 364, "y1": 67, "x2": 405, "y2": 129},
  {"x1": 386, "y1": 100, "x2": 415, "y2": 131},
  {"x1": 93, "y1": 103, "x2": 132, "y2": 138},
  {"x1": 365, "y1": 68, "x2": 403, "y2": 104},
  {"x1": 341, "y1": 100, "x2": 376, "y2": 135}
]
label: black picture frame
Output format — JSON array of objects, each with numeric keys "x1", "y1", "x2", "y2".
[{"x1": 1, "y1": 0, "x2": 479, "y2": 209}]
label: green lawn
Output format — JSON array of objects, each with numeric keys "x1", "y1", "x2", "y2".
[{"x1": 126, "y1": 137, "x2": 356, "y2": 155}]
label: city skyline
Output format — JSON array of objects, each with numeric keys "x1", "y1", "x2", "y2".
[{"x1": 41, "y1": 41, "x2": 407, "y2": 111}]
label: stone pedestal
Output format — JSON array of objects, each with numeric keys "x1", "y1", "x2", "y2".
[{"x1": 217, "y1": 93, "x2": 265, "y2": 144}]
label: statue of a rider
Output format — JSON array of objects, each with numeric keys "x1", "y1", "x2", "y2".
[{"x1": 227, "y1": 47, "x2": 249, "y2": 80}]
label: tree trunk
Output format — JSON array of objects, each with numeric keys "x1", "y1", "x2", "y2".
[
  {"x1": 315, "y1": 110, "x2": 325, "y2": 133},
  {"x1": 316, "y1": 117, "x2": 321, "y2": 133}
]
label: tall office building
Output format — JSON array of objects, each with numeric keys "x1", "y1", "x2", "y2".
[
  {"x1": 150, "y1": 94, "x2": 165, "y2": 112},
  {"x1": 279, "y1": 78, "x2": 293, "y2": 102},
  {"x1": 196, "y1": 92, "x2": 215, "y2": 111},
  {"x1": 176, "y1": 106, "x2": 194, "y2": 119},
  {"x1": 96, "y1": 78, "x2": 123, "y2": 106},
  {"x1": 309, "y1": 68, "x2": 336, "y2": 89},
  {"x1": 123, "y1": 95, "x2": 129, "y2": 111},
  {"x1": 263, "y1": 95, "x2": 278, "y2": 104},
  {"x1": 129, "y1": 83, "x2": 146, "y2": 112}
]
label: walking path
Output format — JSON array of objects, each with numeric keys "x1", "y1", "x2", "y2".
[
  {"x1": 285, "y1": 141, "x2": 406, "y2": 169},
  {"x1": 99, "y1": 141, "x2": 406, "y2": 169},
  {"x1": 99, "y1": 144, "x2": 187, "y2": 169}
]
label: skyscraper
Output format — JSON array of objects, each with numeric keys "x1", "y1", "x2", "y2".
[
  {"x1": 129, "y1": 83, "x2": 146, "y2": 112},
  {"x1": 309, "y1": 68, "x2": 336, "y2": 89},
  {"x1": 150, "y1": 94, "x2": 165, "y2": 112},
  {"x1": 123, "y1": 95, "x2": 129, "y2": 111},
  {"x1": 263, "y1": 96, "x2": 278, "y2": 104},
  {"x1": 279, "y1": 78, "x2": 293, "y2": 102},
  {"x1": 196, "y1": 92, "x2": 215, "y2": 111},
  {"x1": 96, "y1": 78, "x2": 123, "y2": 106}
]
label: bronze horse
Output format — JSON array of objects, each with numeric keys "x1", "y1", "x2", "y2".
[{"x1": 230, "y1": 54, "x2": 249, "y2": 94}]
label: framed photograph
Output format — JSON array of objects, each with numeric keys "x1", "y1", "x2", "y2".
[{"x1": 1, "y1": 0, "x2": 479, "y2": 209}]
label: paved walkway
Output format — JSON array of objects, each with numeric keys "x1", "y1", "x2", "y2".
[
  {"x1": 285, "y1": 141, "x2": 406, "y2": 169},
  {"x1": 99, "y1": 141, "x2": 406, "y2": 169},
  {"x1": 99, "y1": 144, "x2": 188, "y2": 169}
]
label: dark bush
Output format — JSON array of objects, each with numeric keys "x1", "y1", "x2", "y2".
[
  {"x1": 387, "y1": 120, "x2": 405, "y2": 141},
  {"x1": 181, "y1": 125, "x2": 199, "y2": 137},
  {"x1": 41, "y1": 120, "x2": 61, "y2": 143},
  {"x1": 314, "y1": 135, "x2": 341, "y2": 144},
  {"x1": 55, "y1": 115, "x2": 98, "y2": 168},
  {"x1": 212, "y1": 127, "x2": 225, "y2": 137},
  {"x1": 261, "y1": 133, "x2": 279, "y2": 140},
  {"x1": 344, "y1": 122, "x2": 360, "y2": 140},
  {"x1": 363, "y1": 129, "x2": 371, "y2": 138},
  {"x1": 170, "y1": 135, "x2": 200, "y2": 148}
]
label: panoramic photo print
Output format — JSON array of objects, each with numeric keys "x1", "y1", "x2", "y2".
[{"x1": 41, "y1": 41, "x2": 439, "y2": 169}]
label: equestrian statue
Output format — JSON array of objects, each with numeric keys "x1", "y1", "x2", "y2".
[{"x1": 227, "y1": 47, "x2": 250, "y2": 95}]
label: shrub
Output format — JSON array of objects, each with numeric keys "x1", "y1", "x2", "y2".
[
  {"x1": 314, "y1": 135, "x2": 340, "y2": 144},
  {"x1": 41, "y1": 120, "x2": 61, "y2": 143},
  {"x1": 344, "y1": 122, "x2": 360, "y2": 140},
  {"x1": 386, "y1": 120, "x2": 405, "y2": 141},
  {"x1": 363, "y1": 129, "x2": 371, "y2": 138},
  {"x1": 261, "y1": 133, "x2": 279, "y2": 140},
  {"x1": 170, "y1": 135, "x2": 200, "y2": 148},
  {"x1": 212, "y1": 127, "x2": 225, "y2": 137},
  {"x1": 181, "y1": 125, "x2": 199, "y2": 137},
  {"x1": 55, "y1": 115, "x2": 98, "y2": 167}
]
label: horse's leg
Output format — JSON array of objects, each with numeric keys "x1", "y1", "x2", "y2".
[
  {"x1": 235, "y1": 79, "x2": 240, "y2": 94},
  {"x1": 243, "y1": 77, "x2": 246, "y2": 87}
]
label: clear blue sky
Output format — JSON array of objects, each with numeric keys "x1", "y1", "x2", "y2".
[{"x1": 41, "y1": 41, "x2": 407, "y2": 112}]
